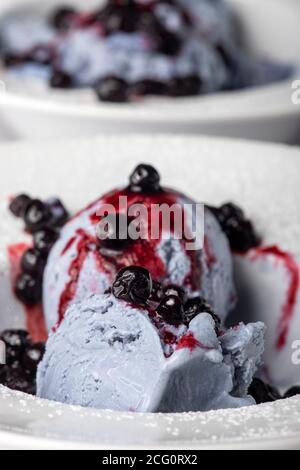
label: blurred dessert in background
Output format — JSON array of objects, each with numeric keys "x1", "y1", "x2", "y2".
[{"x1": 0, "y1": 0, "x2": 293, "y2": 102}]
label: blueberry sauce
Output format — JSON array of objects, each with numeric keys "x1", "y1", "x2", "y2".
[{"x1": 57, "y1": 183, "x2": 203, "y2": 326}]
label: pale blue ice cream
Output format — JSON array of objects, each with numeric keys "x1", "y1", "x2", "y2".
[
  {"x1": 0, "y1": 0, "x2": 293, "y2": 94},
  {"x1": 37, "y1": 293, "x2": 265, "y2": 412}
]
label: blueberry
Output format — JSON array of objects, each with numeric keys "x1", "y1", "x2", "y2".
[
  {"x1": 224, "y1": 218, "x2": 260, "y2": 253},
  {"x1": 129, "y1": 164, "x2": 161, "y2": 193},
  {"x1": 112, "y1": 266, "x2": 152, "y2": 305},
  {"x1": 0, "y1": 365, "x2": 8, "y2": 384},
  {"x1": 9, "y1": 194, "x2": 31, "y2": 218},
  {"x1": 209, "y1": 203, "x2": 260, "y2": 253},
  {"x1": 284, "y1": 387, "x2": 300, "y2": 399},
  {"x1": 46, "y1": 197, "x2": 69, "y2": 227},
  {"x1": 95, "y1": 76, "x2": 128, "y2": 102},
  {"x1": 157, "y1": 30, "x2": 182, "y2": 57},
  {"x1": 163, "y1": 285, "x2": 186, "y2": 302},
  {"x1": 33, "y1": 228, "x2": 59, "y2": 254},
  {"x1": 3, "y1": 346, "x2": 21, "y2": 368},
  {"x1": 102, "y1": 3, "x2": 138, "y2": 34},
  {"x1": 50, "y1": 70, "x2": 74, "y2": 89},
  {"x1": 136, "y1": 11, "x2": 159, "y2": 35},
  {"x1": 249, "y1": 378, "x2": 281, "y2": 404},
  {"x1": 0, "y1": 330, "x2": 30, "y2": 367},
  {"x1": 21, "y1": 248, "x2": 47, "y2": 275},
  {"x1": 50, "y1": 6, "x2": 76, "y2": 30},
  {"x1": 24, "y1": 199, "x2": 51, "y2": 233},
  {"x1": 2, "y1": 53, "x2": 25, "y2": 67},
  {"x1": 22, "y1": 343, "x2": 45, "y2": 376},
  {"x1": 15, "y1": 273, "x2": 42, "y2": 305},
  {"x1": 168, "y1": 76, "x2": 202, "y2": 97},
  {"x1": 217, "y1": 203, "x2": 245, "y2": 225},
  {"x1": 0, "y1": 330, "x2": 38, "y2": 394},
  {"x1": 98, "y1": 213, "x2": 134, "y2": 254},
  {"x1": 136, "y1": 11, "x2": 181, "y2": 56},
  {"x1": 5, "y1": 368, "x2": 35, "y2": 395},
  {"x1": 157, "y1": 295, "x2": 184, "y2": 325},
  {"x1": 129, "y1": 80, "x2": 167, "y2": 98},
  {"x1": 149, "y1": 281, "x2": 164, "y2": 304},
  {"x1": 0, "y1": 330, "x2": 29, "y2": 349},
  {"x1": 184, "y1": 297, "x2": 221, "y2": 329}
]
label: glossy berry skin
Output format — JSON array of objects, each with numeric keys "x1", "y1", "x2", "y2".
[
  {"x1": 225, "y1": 219, "x2": 259, "y2": 253},
  {"x1": 95, "y1": 76, "x2": 128, "y2": 102},
  {"x1": 24, "y1": 199, "x2": 51, "y2": 233},
  {"x1": 50, "y1": 7, "x2": 76, "y2": 30},
  {"x1": 209, "y1": 202, "x2": 260, "y2": 253},
  {"x1": 0, "y1": 329, "x2": 45, "y2": 395},
  {"x1": 3, "y1": 346, "x2": 22, "y2": 368},
  {"x1": 0, "y1": 330, "x2": 29, "y2": 349},
  {"x1": 9, "y1": 194, "x2": 31, "y2": 218},
  {"x1": 112, "y1": 266, "x2": 152, "y2": 305},
  {"x1": 163, "y1": 285, "x2": 186, "y2": 302},
  {"x1": 15, "y1": 273, "x2": 42, "y2": 305},
  {"x1": 4, "y1": 368, "x2": 35, "y2": 395},
  {"x1": 129, "y1": 80, "x2": 167, "y2": 98},
  {"x1": 158, "y1": 31, "x2": 181, "y2": 56},
  {"x1": 284, "y1": 387, "x2": 300, "y2": 399},
  {"x1": 21, "y1": 248, "x2": 47, "y2": 276},
  {"x1": 0, "y1": 330, "x2": 30, "y2": 368},
  {"x1": 248, "y1": 378, "x2": 281, "y2": 404},
  {"x1": 184, "y1": 297, "x2": 221, "y2": 329},
  {"x1": 98, "y1": 213, "x2": 134, "y2": 254},
  {"x1": 46, "y1": 197, "x2": 69, "y2": 227},
  {"x1": 157, "y1": 295, "x2": 184, "y2": 325},
  {"x1": 0, "y1": 365, "x2": 8, "y2": 384},
  {"x1": 136, "y1": 11, "x2": 181, "y2": 56},
  {"x1": 99, "y1": 2, "x2": 138, "y2": 34},
  {"x1": 129, "y1": 164, "x2": 161, "y2": 193},
  {"x1": 149, "y1": 280, "x2": 163, "y2": 304},
  {"x1": 22, "y1": 343, "x2": 45, "y2": 376},
  {"x1": 50, "y1": 70, "x2": 73, "y2": 89},
  {"x1": 33, "y1": 228, "x2": 59, "y2": 254}
]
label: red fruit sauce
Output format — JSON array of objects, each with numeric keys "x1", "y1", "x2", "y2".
[
  {"x1": 57, "y1": 188, "x2": 203, "y2": 327},
  {"x1": 251, "y1": 245, "x2": 300, "y2": 351},
  {"x1": 176, "y1": 332, "x2": 212, "y2": 352}
]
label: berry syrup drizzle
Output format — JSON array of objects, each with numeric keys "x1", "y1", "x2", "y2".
[
  {"x1": 176, "y1": 332, "x2": 213, "y2": 353},
  {"x1": 249, "y1": 245, "x2": 300, "y2": 351},
  {"x1": 7, "y1": 243, "x2": 47, "y2": 343},
  {"x1": 57, "y1": 187, "x2": 203, "y2": 332}
]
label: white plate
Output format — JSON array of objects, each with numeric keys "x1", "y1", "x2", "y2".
[
  {"x1": 0, "y1": 134, "x2": 300, "y2": 450},
  {"x1": 0, "y1": 0, "x2": 300, "y2": 142}
]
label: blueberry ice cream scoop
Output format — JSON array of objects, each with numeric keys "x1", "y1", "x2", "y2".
[
  {"x1": 37, "y1": 286, "x2": 265, "y2": 412},
  {"x1": 43, "y1": 164, "x2": 236, "y2": 331},
  {"x1": 0, "y1": 0, "x2": 293, "y2": 102}
]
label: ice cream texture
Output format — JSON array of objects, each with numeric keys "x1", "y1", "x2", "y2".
[
  {"x1": 43, "y1": 167, "x2": 236, "y2": 331},
  {"x1": 37, "y1": 293, "x2": 265, "y2": 412}
]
